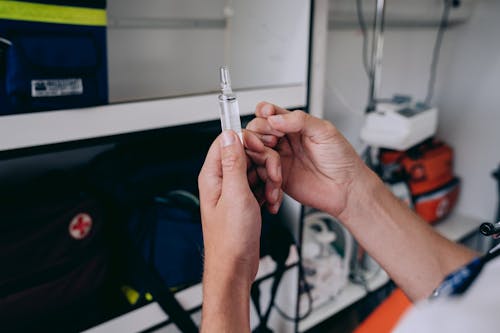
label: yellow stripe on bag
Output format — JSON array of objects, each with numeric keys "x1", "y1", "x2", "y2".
[{"x1": 0, "y1": 1, "x2": 106, "y2": 26}]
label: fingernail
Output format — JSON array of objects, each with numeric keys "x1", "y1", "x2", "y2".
[
  {"x1": 221, "y1": 130, "x2": 235, "y2": 147},
  {"x1": 272, "y1": 202, "x2": 281, "y2": 213},
  {"x1": 261, "y1": 135, "x2": 273, "y2": 145},
  {"x1": 269, "y1": 115, "x2": 284, "y2": 123},
  {"x1": 262, "y1": 104, "x2": 273, "y2": 116},
  {"x1": 271, "y1": 188, "x2": 279, "y2": 202}
]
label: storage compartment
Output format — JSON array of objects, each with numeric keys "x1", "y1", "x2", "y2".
[{"x1": 0, "y1": 1, "x2": 108, "y2": 115}]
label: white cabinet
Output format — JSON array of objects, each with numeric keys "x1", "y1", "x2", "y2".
[
  {"x1": 0, "y1": 0, "x2": 311, "y2": 153},
  {"x1": 0, "y1": 2, "x2": 312, "y2": 333}
]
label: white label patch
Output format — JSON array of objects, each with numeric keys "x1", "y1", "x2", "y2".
[{"x1": 31, "y1": 78, "x2": 83, "y2": 97}]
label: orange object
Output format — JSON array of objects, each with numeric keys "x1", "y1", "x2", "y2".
[
  {"x1": 414, "y1": 177, "x2": 460, "y2": 224},
  {"x1": 354, "y1": 288, "x2": 412, "y2": 333},
  {"x1": 380, "y1": 149, "x2": 405, "y2": 165},
  {"x1": 402, "y1": 140, "x2": 454, "y2": 196}
]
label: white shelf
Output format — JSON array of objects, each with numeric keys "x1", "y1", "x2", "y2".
[
  {"x1": 366, "y1": 268, "x2": 391, "y2": 292},
  {"x1": 82, "y1": 302, "x2": 168, "y2": 333},
  {"x1": 174, "y1": 246, "x2": 299, "y2": 312},
  {"x1": 298, "y1": 267, "x2": 390, "y2": 332},
  {"x1": 433, "y1": 211, "x2": 483, "y2": 242},
  {"x1": 298, "y1": 282, "x2": 366, "y2": 332},
  {"x1": 0, "y1": 84, "x2": 306, "y2": 152}
]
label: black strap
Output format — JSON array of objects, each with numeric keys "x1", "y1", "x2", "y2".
[
  {"x1": 251, "y1": 262, "x2": 287, "y2": 333},
  {"x1": 492, "y1": 165, "x2": 500, "y2": 221},
  {"x1": 127, "y1": 239, "x2": 199, "y2": 333}
]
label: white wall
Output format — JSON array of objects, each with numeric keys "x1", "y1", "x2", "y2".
[
  {"x1": 436, "y1": 0, "x2": 500, "y2": 221},
  {"x1": 107, "y1": 0, "x2": 309, "y2": 103},
  {"x1": 324, "y1": 0, "x2": 499, "y2": 221},
  {"x1": 324, "y1": 27, "x2": 449, "y2": 149}
]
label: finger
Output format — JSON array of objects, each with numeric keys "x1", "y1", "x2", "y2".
[
  {"x1": 220, "y1": 130, "x2": 251, "y2": 197},
  {"x1": 245, "y1": 131, "x2": 282, "y2": 186},
  {"x1": 265, "y1": 178, "x2": 281, "y2": 210},
  {"x1": 247, "y1": 168, "x2": 260, "y2": 188},
  {"x1": 267, "y1": 189, "x2": 284, "y2": 214},
  {"x1": 260, "y1": 134, "x2": 280, "y2": 147},
  {"x1": 246, "y1": 149, "x2": 282, "y2": 184},
  {"x1": 253, "y1": 183, "x2": 266, "y2": 207},
  {"x1": 246, "y1": 145, "x2": 282, "y2": 209},
  {"x1": 267, "y1": 110, "x2": 334, "y2": 143},
  {"x1": 243, "y1": 129, "x2": 265, "y2": 153},
  {"x1": 252, "y1": 162, "x2": 281, "y2": 214},
  {"x1": 246, "y1": 118, "x2": 285, "y2": 140},
  {"x1": 198, "y1": 138, "x2": 223, "y2": 208},
  {"x1": 255, "y1": 101, "x2": 291, "y2": 118}
]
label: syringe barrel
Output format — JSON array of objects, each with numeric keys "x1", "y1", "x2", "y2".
[{"x1": 218, "y1": 93, "x2": 242, "y2": 142}]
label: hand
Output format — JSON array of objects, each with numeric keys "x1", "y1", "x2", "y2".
[
  {"x1": 244, "y1": 129, "x2": 284, "y2": 215},
  {"x1": 246, "y1": 102, "x2": 367, "y2": 217},
  {"x1": 199, "y1": 130, "x2": 268, "y2": 283},
  {"x1": 198, "y1": 130, "x2": 281, "y2": 332},
  {"x1": 248, "y1": 103, "x2": 479, "y2": 302}
]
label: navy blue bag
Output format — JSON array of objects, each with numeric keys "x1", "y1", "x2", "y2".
[
  {"x1": 127, "y1": 191, "x2": 204, "y2": 291},
  {"x1": 0, "y1": 1, "x2": 108, "y2": 115},
  {"x1": 83, "y1": 131, "x2": 216, "y2": 298}
]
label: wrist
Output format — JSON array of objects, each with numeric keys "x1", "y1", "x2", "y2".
[
  {"x1": 337, "y1": 163, "x2": 385, "y2": 224},
  {"x1": 201, "y1": 257, "x2": 252, "y2": 333},
  {"x1": 204, "y1": 254, "x2": 256, "y2": 291}
]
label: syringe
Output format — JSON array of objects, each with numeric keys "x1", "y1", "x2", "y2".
[{"x1": 218, "y1": 66, "x2": 243, "y2": 142}]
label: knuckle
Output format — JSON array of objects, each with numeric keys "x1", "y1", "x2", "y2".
[
  {"x1": 293, "y1": 110, "x2": 309, "y2": 123},
  {"x1": 222, "y1": 150, "x2": 241, "y2": 171},
  {"x1": 246, "y1": 119, "x2": 257, "y2": 131}
]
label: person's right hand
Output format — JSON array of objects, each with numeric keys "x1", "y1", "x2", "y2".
[{"x1": 246, "y1": 102, "x2": 369, "y2": 217}]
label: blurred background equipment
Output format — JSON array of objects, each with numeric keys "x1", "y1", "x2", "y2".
[
  {"x1": 360, "y1": 96, "x2": 438, "y2": 151},
  {"x1": 300, "y1": 211, "x2": 353, "y2": 310},
  {"x1": 379, "y1": 139, "x2": 461, "y2": 224}
]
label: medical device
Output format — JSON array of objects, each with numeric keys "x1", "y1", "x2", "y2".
[
  {"x1": 360, "y1": 101, "x2": 438, "y2": 151},
  {"x1": 301, "y1": 211, "x2": 353, "y2": 309},
  {"x1": 358, "y1": 0, "x2": 442, "y2": 151},
  {"x1": 218, "y1": 66, "x2": 242, "y2": 142}
]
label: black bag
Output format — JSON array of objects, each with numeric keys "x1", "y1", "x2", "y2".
[{"x1": 0, "y1": 170, "x2": 113, "y2": 332}]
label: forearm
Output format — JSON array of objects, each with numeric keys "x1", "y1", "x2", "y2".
[
  {"x1": 201, "y1": 260, "x2": 252, "y2": 333},
  {"x1": 337, "y1": 165, "x2": 478, "y2": 301}
]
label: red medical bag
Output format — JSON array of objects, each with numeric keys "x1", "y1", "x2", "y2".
[
  {"x1": 401, "y1": 140, "x2": 454, "y2": 196},
  {"x1": 413, "y1": 177, "x2": 460, "y2": 224},
  {"x1": 380, "y1": 139, "x2": 460, "y2": 224}
]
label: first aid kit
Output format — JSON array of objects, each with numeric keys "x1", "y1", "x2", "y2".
[{"x1": 0, "y1": 0, "x2": 108, "y2": 115}]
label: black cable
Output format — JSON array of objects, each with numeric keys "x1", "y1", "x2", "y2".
[
  {"x1": 425, "y1": 0, "x2": 452, "y2": 106},
  {"x1": 356, "y1": 0, "x2": 371, "y2": 78},
  {"x1": 492, "y1": 165, "x2": 500, "y2": 222},
  {"x1": 272, "y1": 258, "x2": 313, "y2": 322}
]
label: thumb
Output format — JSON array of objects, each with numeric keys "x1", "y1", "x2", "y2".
[{"x1": 220, "y1": 130, "x2": 250, "y2": 195}]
